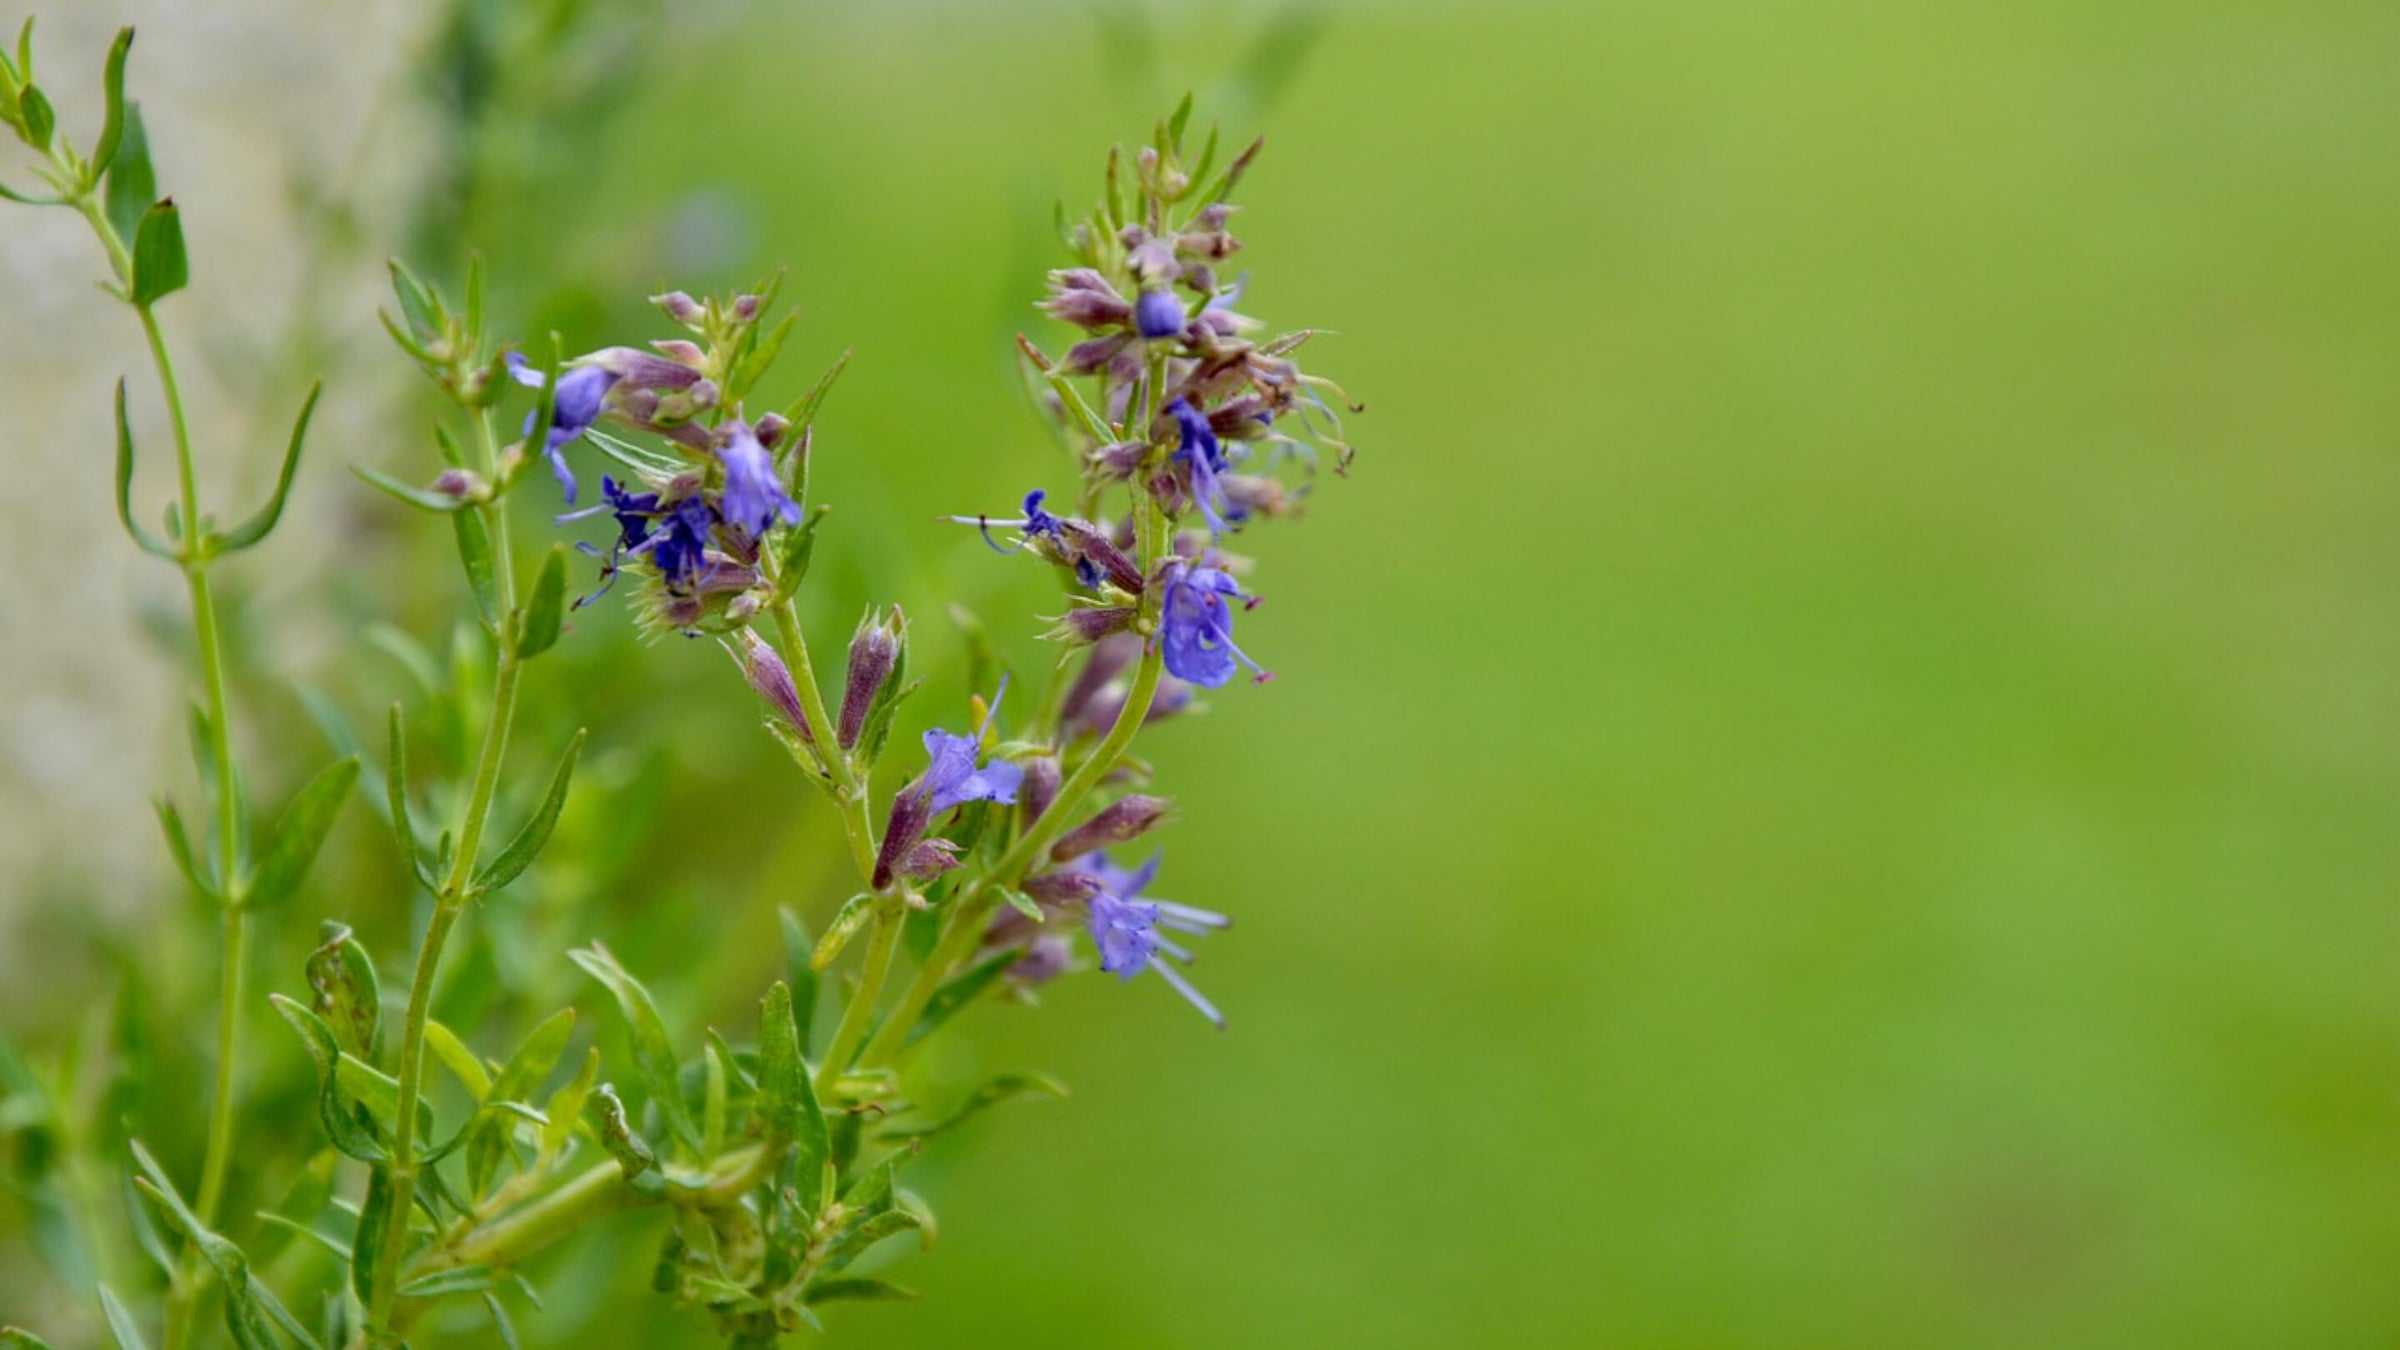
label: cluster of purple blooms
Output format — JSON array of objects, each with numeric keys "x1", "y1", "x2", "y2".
[{"x1": 517, "y1": 127, "x2": 1348, "y2": 1029}]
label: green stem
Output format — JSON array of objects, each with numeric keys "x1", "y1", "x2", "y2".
[
  {"x1": 815, "y1": 909, "x2": 900, "y2": 1092},
  {"x1": 389, "y1": 1142, "x2": 777, "y2": 1336},
  {"x1": 133, "y1": 289, "x2": 253, "y2": 1348},
  {"x1": 367, "y1": 417, "x2": 525, "y2": 1333}
]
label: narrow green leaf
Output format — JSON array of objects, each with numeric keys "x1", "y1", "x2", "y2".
[
  {"x1": 810, "y1": 894, "x2": 874, "y2": 971},
  {"x1": 352, "y1": 463, "x2": 466, "y2": 512},
  {"x1": 304, "y1": 923, "x2": 381, "y2": 1060},
  {"x1": 102, "y1": 101, "x2": 151, "y2": 242},
  {"x1": 824, "y1": 1209, "x2": 924, "y2": 1273},
  {"x1": 396, "y1": 1264, "x2": 493, "y2": 1297},
  {"x1": 1, "y1": 1327, "x2": 59, "y2": 1349},
  {"x1": 422, "y1": 1021, "x2": 491, "y2": 1099},
  {"x1": 252, "y1": 1212, "x2": 349, "y2": 1263},
  {"x1": 882, "y1": 1072, "x2": 1068, "y2": 1143},
  {"x1": 769, "y1": 506, "x2": 829, "y2": 603},
  {"x1": 468, "y1": 1007, "x2": 575, "y2": 1195},
  {"x1": 514, "y1": 545, "x2": 567, "y2": 658},
  {"x1": 482, "y1": 1293, "x2": 519, "y2": 1350},
  {"x1": 905, "y1": 949, "x2": 1019, "y2": 1047},
  {"x1": 756, "y1": 983, "x2": 828, "y2": 1206},
  {"x1": 541, "y1": 1047, "x2": 598, "y2": 1158},
  {"x1": 803, "y1": 1277, "x2": 917, "y2": 1305},
  {"x1": 18, "y1": 84, "x2": 51, "y2": 149},
  {"x1": 268, "y1": 995, "x2": 387, "y2": 1162},
  {"x1": 1167, "y1": 91, "x2": 1194, "y2": 147},
  {"x1": 386, "y1": 259, "x2": 438, "y2": 341},
  {"x1": 351, "y1": 1164, "x2": 391, "y2": 1306},
  {"x1": 471, "y1": 728, "x2": 585, "y2": 894},
  {"x1": 782, "y1": 347, "x2": 851, "y2": 437},
  {"x1": 385, "y1": 704, "x2": 435, "y2": 894},
  {"x1": 238, "y1": 756, "x2": 358, "y2": 910},
  {"x1": 568, "y1": 945, "x2": 696, "y2": 1150},
  {"x1": 96, "y1": 1287, "x2": 148, "y2": 1350},
  {"x1": 154, "y1": 795, "x2": 212, "y2": 897},
  {"x1": 90, "y1": 28, "x2": 135, "y2": 180},
  {"x1": 129, "y1": 199, "x2": 186, "y2": 305},
  {"x1": 452, "y1": 509, "x2": 498, "y2": 630},
  {"x1": 779, "y1": 907, "x2": 820, "y2": 1053},
  {"x1": 700, "y1": 1042, "x2": 728, "y2": 1159},
  {"x1": 214, "y1": 381, "x2": 321, "y2": 553},
  {"x1": 112, "y1": 380, "x2": 173, "y2": 558}
]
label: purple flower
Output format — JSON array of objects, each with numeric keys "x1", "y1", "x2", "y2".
[
  {"x1": 945, "y1": 490, "x2": 1140, "y2": 592},
  {"x1": 508, "y1": 353, "x2": 620, "y2": 503},
  {"x1": 1158, "y1": 559, "x2": 1268, "y2": 688},
  {"x1": 564, "y1": 476, "x2": 716, "y2": 599},
  {"x1": 1134, "y1": 288, "x2": 1185, "y2": 340},
  {"x1": 1166, "y1": 397, "x2": 1236, "y2": 533},
  {"x1": 918, "y1": 684, "x2": 1024, "y2": 814},
  {"x1": 716, "y1": 421, "x2": 801, "y2": 539},
  {"x1": 1078, "y1": 851, "x2": 1229, "y2": 1027}
]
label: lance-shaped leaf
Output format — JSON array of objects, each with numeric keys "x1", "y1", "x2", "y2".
[
  {"x1": 352, "y1": 463, "x2": 466, "y2": 513},
  {"x1": 542, "y1": 1046, "x2": 598, "y2": 1159},
  {"x1": 102, "y1": 100, "x2": 151, "y2": 242},
  {"x1": 514, "y1": 545, "x2": 568, "y2": 658},
  {"x1": 809, "y1": 894, "x2": 875, "y2": 971},
  {"x1": 467, "y1": 1007, "x2": 575, "y2": 1196},
  {"x1": 88, "y1": 27, "x2": 134, "y2": 177},
  {"x1": 304, "y1": 923, "x2": 380, "y2": 1061},
  {"x1": 882, "y1": 1072, "x2": 1068, "y2": 1143},
  {"x1": 472, "y1": 728, "x2": 585, "y2": 895},
  {"x1": 823, "y1": 1207, "x2": 928, "y2": 1274},
  {"x1": 422, "y1": 1021, "x2": 491, "y2": 1100},
  {"x1": 154, "y1": 795, "x2": 213, "y2": 897},
  {"x1": 112, "y1": 381, "x2": 172, "y2": 558},
  {"x1": 128, "y1": 1142, "x2": 284, "y2": 1350},
  {"x1": 16, "y1": 84, "x2": 51, "y2": 150},
  {"x1": 269, "y1": 994, "x2": 382, "y2": 1159},
  {"x1": 96, "y1": 1287, "x2": 146, "y2": 1350},
  {"x1": 2, "y1": 1326, "x2": 60, "y2": 1349},
  {"x1": 129, "y1": 199, "x2": 186, "y2": 306},
  {"x1": 568, "y1": 945, "x2": 696, "y2": 1151},
  {"x1": 755, "y1": 982, "x2": 828, "y2": 1211},
  {"x1": 239, "y1": 757, "x2": 358, "y2": 910},
  {"x1": 215, "y1": 381, "x2": 322, "y2": 554},
  {"x1": 453, "y1": 508, "x2": 498, "y2": 630},
  {"x1": 770, "y1": 505, "x2": 829, "y2": 603},
  {"x1": 803, "y1": 1277, "x2": 917, "y2": 1305},
  {"x1": 584, "y1": 1085, "x2": 663, "y2": 1195},
  {"x1": 905, "y1": 948, "x2": 1019, "y2": 1048},
  {"x1": 396, "y1": 1265, "x2": 493, "y2": 1298},
  {"x1": 351, "y1": 1163, "x2": 392, "y2": 1306},
  {"x1": 385, "y1": 704, "x2": 436, "y2": 895},
  {"x1": 779, "y1": 907, "x2": 820, "y2": 1052}
]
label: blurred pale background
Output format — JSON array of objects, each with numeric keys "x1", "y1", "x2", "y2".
[{"x1": 3, "y1": 0, "x2": 2397, "y2": 1345}]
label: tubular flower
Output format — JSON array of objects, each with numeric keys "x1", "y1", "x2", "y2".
[
  {"x1": 1157, "y1": 558, "x2": 1268, "y2": 688},
  {"x1": 507, "y1": 353, "x2": 620, "y2": 502},
  {"x1": 1075, "y1": 851, "x2": 1230, "y2": 1026}
]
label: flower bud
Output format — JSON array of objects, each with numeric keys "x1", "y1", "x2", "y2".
[
  {"x1": 432, "y1": 468, "x2": 488, "y2": 503},
  {"x1": 729, "y1": 630, "x2": 811, "y2": 742},
  {"x1": 839, "y1": 607, "x2": 903, "y2": 750},
  {"x1": 1050, "y1": 795, "x2": 1171, "y2": 862},
  {"x1": 1022, "y1": 869, "x2": 1101, "y2": 905},
  {"x1": 651, "y1": 338, "x2": 706, "y2": 367},
  {"x1": 1134, "y1": 288, "x2": 1185, "y2": 340},
  {"x1": 731, "y1": 294, "x2": 763, "y2": 324},
  {"x1": 653, "y1": 291, "x2": 706, "y2": 326},
  {"x1": 1047, "y1": 605, "x2": 1136, "y2": 646},
  {"x1": 1043, "y1": 268, "x2": 1132, "y2": 330},
  {"x1": 1060, "y1": 633, "x2": 1140, "y2": 728},
  {"x1": 895, "y1": 838, "x2": 963, "y2": 883},
  {"x1": 1010, "y1": 933, "x2": 1074, "y2": 987},
  {"x1": 1018, "y1": 754, "x2": 1061, "y2": 828},
  {"x1": 873, "y1": 786, "x2": 932, "y2": 890},
  {"x1": 753, "y1": 412, "x2": 791, "y2": 451}
]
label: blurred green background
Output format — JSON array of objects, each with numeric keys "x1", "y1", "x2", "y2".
[{"x1": 6, "y1": 0, "x2": 2400, "y2": 1345}]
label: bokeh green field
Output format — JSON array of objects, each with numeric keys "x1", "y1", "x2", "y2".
[{"x1": 11, "y1": 0, "x2": 2400, "y2": 1344}]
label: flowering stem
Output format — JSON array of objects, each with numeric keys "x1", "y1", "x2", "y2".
[
  {"x1": 388, "y1": 1140, "x2": 780, "y2": 1336},
  {"x1": 816, "y1": 904, "x2": 900, "y2": 1091},
  {"x1": 767, "y1": 597, "x2": 879, "y2": 881},
  {"x1": 367, "y1": 413, "x2": 526, "y2": 1334}
]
